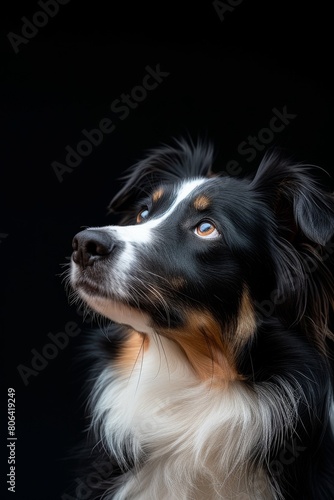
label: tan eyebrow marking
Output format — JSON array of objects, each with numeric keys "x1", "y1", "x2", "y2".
[
  {"x1": 194, "y1": 194, "x2": 211, "y2": 211},
  {"x1": 152, "y1": 188, "x2": 164, "y2": 203}
]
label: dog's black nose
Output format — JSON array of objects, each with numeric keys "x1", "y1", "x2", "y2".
[{"x1": 72, "y1": 229, "x2": 114, "y2": 268}]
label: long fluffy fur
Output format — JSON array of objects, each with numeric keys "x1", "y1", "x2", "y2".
[{"x1": 67, "y1": 139, "x2": 334, "y2": 499}]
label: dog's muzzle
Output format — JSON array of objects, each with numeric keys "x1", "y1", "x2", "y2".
[{"x1": 72, "y1": 229, "x2": 115, "y2": 269}]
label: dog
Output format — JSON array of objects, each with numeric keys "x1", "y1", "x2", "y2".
[{"x1": 69, "y1": 139, "x2": 334, "y2": 499}]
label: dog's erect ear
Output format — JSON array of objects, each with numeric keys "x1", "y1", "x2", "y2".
[
  {"x1": 250, "y1": 150, "x2": 334, "y2": 246},
  {"x1": 108, "y1": 138, "x2": 215, "y2": 214}
]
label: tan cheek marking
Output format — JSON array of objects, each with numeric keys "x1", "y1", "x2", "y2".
[
  {"x1": 193, "y1": 194, "x2": 211, "y2": 211},
  {"x1": 161, "y1": 311, "x2": 243, "y2": 385},
  {"x1": 152, "y1": 188, "x2": 164, "y2": 203},
  {"x1": 115, "y1": 330, "x2": 149, "y2": 371},
  {"x1": 233, "y1": 287, "x2": 256, "y2": 352}
]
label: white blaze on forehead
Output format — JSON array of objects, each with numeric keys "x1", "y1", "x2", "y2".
[
  {"x1": 72, "y1": 178, "x2": 209, "y2": 302},
  {"x1": 158, "y1": 177, "x2": 208, "y2": 223},
  {"x1": 89, "y1": 178, "x2": 208, "y2": 244}
]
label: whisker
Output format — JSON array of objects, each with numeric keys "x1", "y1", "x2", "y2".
[
  {"x1": 130, "y1": 276, "x2": 172, "y2": 325},
  {"x1": 151, "y1": 330, "x2": 171, "y2": 381}
]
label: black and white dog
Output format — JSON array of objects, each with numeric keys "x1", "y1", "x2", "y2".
[{"x1": 69, "y1": 139, "x2": 334, "y2": 499}]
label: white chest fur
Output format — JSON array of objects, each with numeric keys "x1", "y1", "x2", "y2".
[{"x1": 91, "y1": 336, "x2": 275, "y2": 499}]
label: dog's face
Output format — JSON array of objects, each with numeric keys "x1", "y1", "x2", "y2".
[
  {"x1": 70, "y1": 175, "x2": 268, "y2": 338},
  {"x1": 70, "y1": 140, "x2": 334, "y2": 373}
]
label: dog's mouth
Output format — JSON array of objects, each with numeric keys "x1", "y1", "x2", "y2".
[
  {"x1": 77, "y1": 286, "x2": 154, "y2": 335},
  {"x1": 72, "y1": 273, "x2": 108, "y2": 298},
  {"x1": 70, "y1": 259, "x2": 155, "y2": 334}
]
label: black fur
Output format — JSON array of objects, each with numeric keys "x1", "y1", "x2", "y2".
[{"x1": 67, "y1": 139, "x2": 334, "y2": 499}]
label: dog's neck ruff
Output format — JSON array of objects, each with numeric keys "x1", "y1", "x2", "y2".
[{"x1": 91, "y1": 332, "x2": 296, "y2": 499}]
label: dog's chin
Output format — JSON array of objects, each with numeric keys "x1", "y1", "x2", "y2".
[{"x1": 78, "y1": 289, "x2": 154, "y2": 335}]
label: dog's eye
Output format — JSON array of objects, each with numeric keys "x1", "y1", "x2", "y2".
[
  {"x1": 136, "y1": 207, "x2": 150, "y2": 223},
  {"x1": 194, "y1": 221, "x2": 220, "y2": 239}
]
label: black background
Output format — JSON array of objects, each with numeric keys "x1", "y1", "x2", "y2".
[{"x1": 1, "y1": 1, "x2": 334, "y2": 499}]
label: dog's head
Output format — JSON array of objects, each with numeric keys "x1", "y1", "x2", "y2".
[{"x1": 70, "y1": 139, "x2": 334, "y2": 371}]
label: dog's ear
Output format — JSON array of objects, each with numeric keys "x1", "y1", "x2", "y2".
[
  {"x1": 251, "y1": 151, "x2": 334, "y2": 348},
  {"x1": 250, "y1": 150, "x2": 334, "y2": 246},
  {"x1": 108, "y1": 138, "x2": 215, "y2": 214}
]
